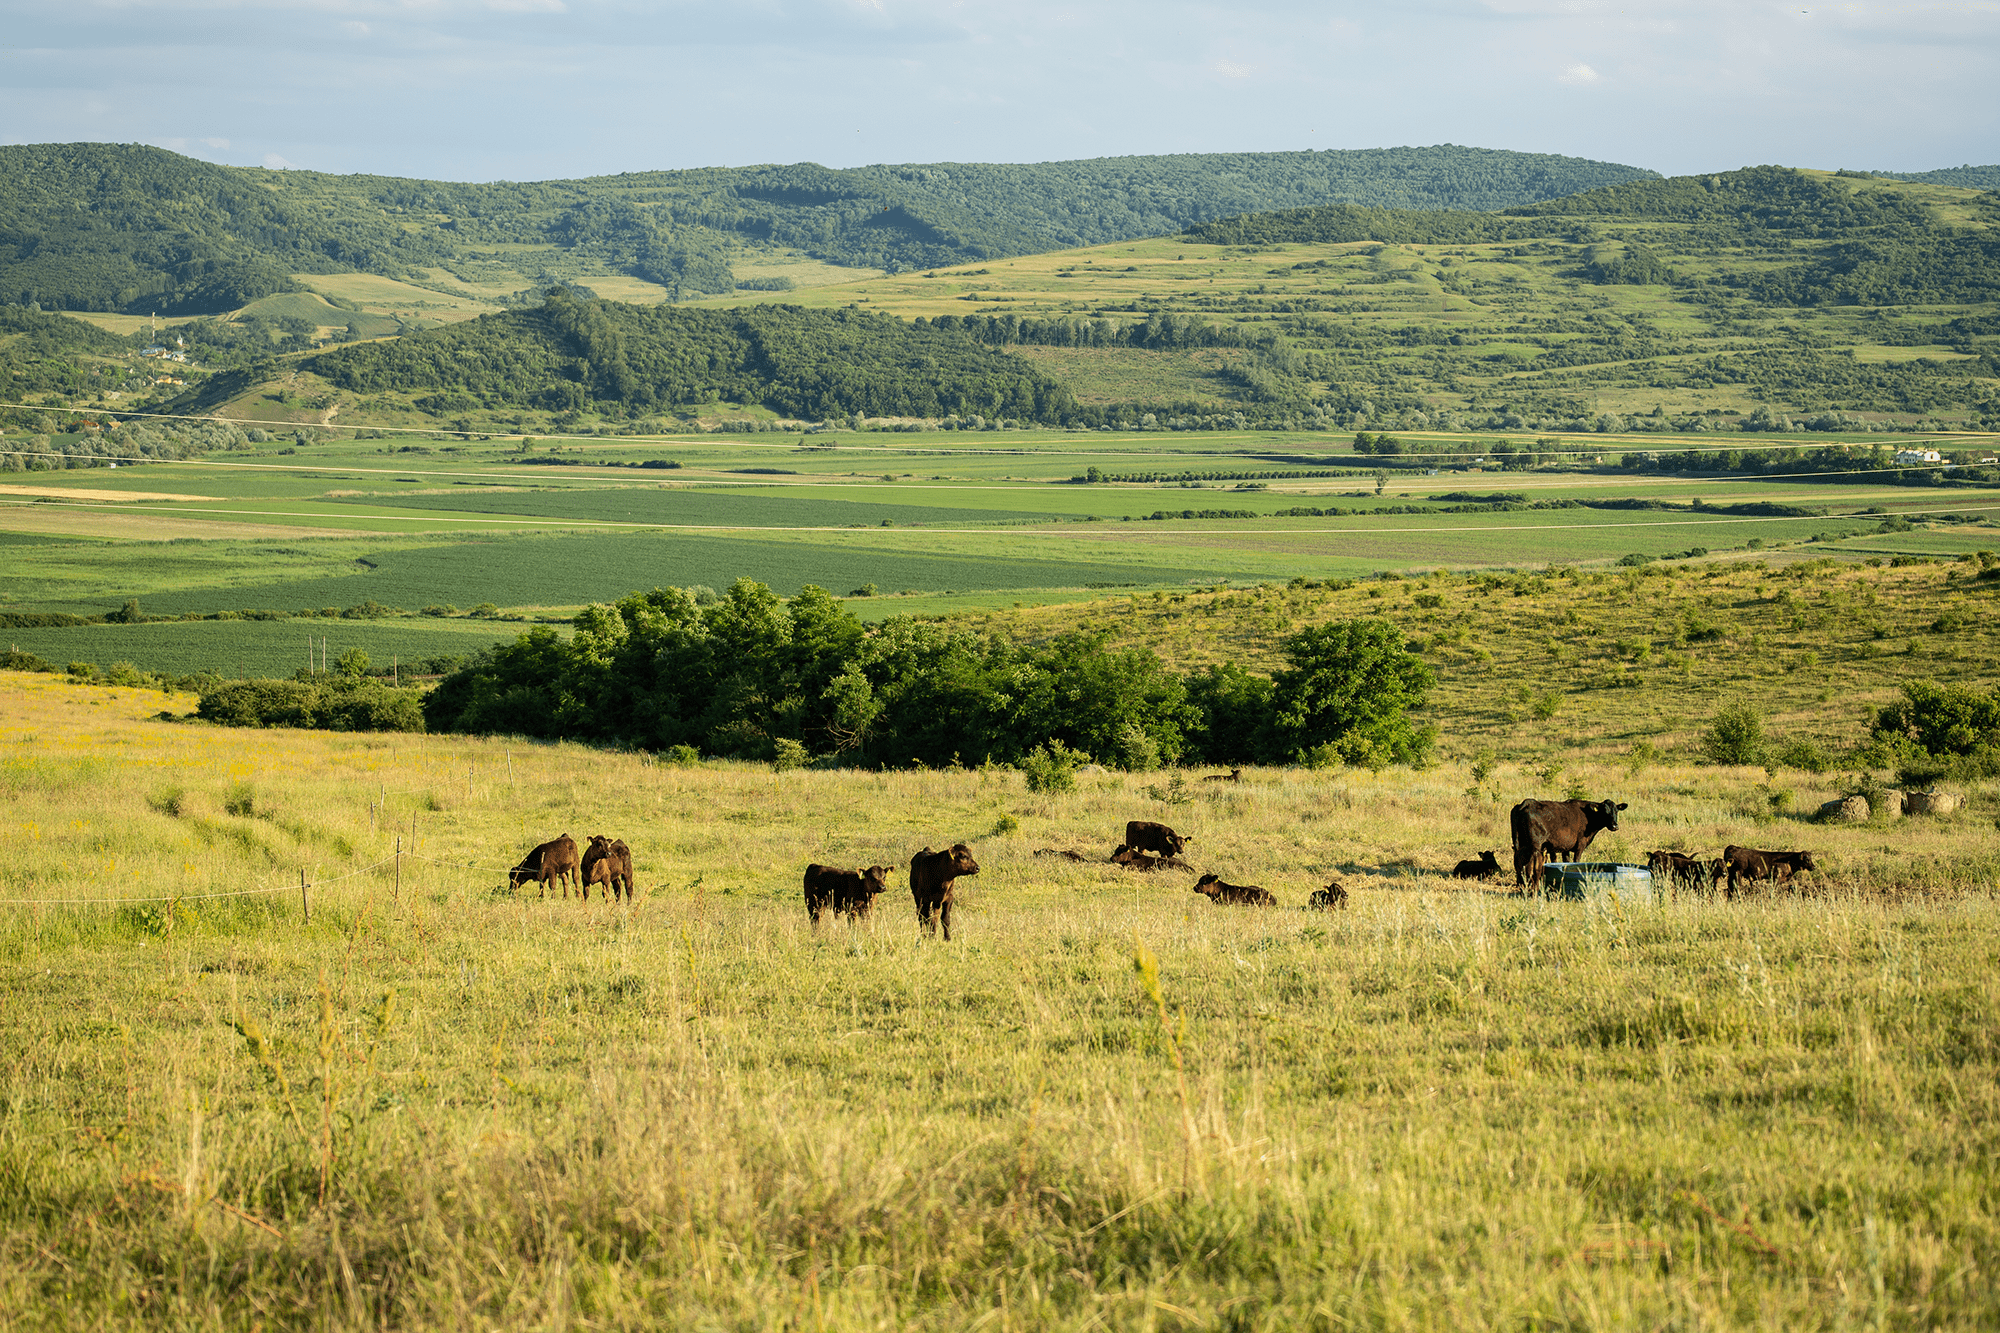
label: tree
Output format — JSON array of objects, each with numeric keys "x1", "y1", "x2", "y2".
[
  {"x1": 1268, "y1": 620, "x2": 1435, "y2": 766},
  {"x1": 1701, "y1": 703, "x2": 1765, "y2": 766}
]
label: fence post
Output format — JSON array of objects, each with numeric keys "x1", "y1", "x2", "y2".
[
  {"x1": 301, "y1": 869, "x2": 310, "y2": 923},
  {"x1": 394, "y1": 836, "x2": 402, "y2": 903}
]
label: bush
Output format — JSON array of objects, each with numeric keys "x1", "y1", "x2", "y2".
[
  {"x1": 771, "y1": 738, "x2": 810, "y2": 772},
  {"x1": 1112, "y1": 722, "x2": 1162, "y2": 772},
  {"x1": 1771, "y1": 736, "x2": 1830, "y2": 773},
  {"x1": 1702, "y1": 703, "x2": 1765, "y2": 766},
  {"x1": 1020, "y1": 741, "x2": 1084, "y2": 794},
  {"x1": 661, "y1": 744, "x2": 701, "y2": 766},
  {"x1": 224, "y1": 783, "x2": 255, "y2": 817},
  {"x1": 1270, "y1": 619, "x2": 1436, "y2": 767},
  {"x1": 197, "y1": 678, "x2": 426, "y2": 732}
]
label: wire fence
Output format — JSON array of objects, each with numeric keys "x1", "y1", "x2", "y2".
[{"x1": 0, "y1": 853, "x2": 397, "y2": 908}]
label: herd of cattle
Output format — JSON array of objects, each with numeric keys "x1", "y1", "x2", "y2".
[{"x1": 500, "y1": 798, "x2": 1824, "y2": 932}]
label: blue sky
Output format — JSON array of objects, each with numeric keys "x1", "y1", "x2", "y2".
[{"x1": 1, "y1": 0, "x2": 1994, "y2": 181}]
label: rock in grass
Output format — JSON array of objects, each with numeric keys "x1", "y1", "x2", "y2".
[{"x1": 1821, "y1": 795, "x2": 1870, "y2": 823}]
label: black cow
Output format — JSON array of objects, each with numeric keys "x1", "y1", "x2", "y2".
[
  {"x1": 804, "y1": 863, "x2": 891, "y2": 926},
  {"x1": 1305, "y1": 882, "x2": 1348, "y2": 910},
  {"x1": 1452, "y1": 850, "x2": 1502, "y2": 880},
  {"x1": 1124, "y1": 820, "x2": 1190, "y2": 858},
  {"x1": 1719, "y1": 845, "x2": 1820, "y2": 899},
  {"x1": 1511, "y1": 798, "x2": 1627, "y2": 886},
  {"x1": 1193, "y1": 874, "x2": 1277, "y2": 907},
  {"x1": 509, "y1": 834, "x2": 579, "y2": 899},
  {"x1": 910, "y1": 843, "x2": 979, "y2": 939},
  {"x1": 1646, "y1": 850, "x2": 1712, "y2": 895}
]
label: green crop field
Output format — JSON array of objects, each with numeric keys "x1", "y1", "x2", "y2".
[{"x1": 0, "y1": 617, "x2": 521, "y2": 680}]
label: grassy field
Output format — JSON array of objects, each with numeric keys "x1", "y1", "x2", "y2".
[{"x1": 0, "y1": 672, "x2": 1995, "y2": 1328}]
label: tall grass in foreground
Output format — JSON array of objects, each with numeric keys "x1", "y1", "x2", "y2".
[{"x1": 0, "y1": 672, "x2": 1995, "y2": 1328}]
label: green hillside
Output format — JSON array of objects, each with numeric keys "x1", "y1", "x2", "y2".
[
  {"x1": 297, "y1": 291, "x2": 1075, "y2": 422},
  {"x1": 0, "y1": 143, "x2": 1658, "y2": 316}
]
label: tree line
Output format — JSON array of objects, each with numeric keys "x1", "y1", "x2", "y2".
[{"x1": 422, "y1": 580, "x2": 1437, "y2": 771}]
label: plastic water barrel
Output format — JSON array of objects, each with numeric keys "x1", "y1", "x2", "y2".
[{"x1": 1539, "y1": 863, "x2": 1657, "y2": 903}]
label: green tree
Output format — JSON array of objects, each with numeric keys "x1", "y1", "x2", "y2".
[
  {"x1": 1269, "y1": 620, "x2": 1435, "y2": 766},
  {"x1": 1702, "y1": 702, "x2": 1765, "y2": 766}
]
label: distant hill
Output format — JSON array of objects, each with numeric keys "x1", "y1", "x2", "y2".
[
  {"x1": 1868, "y1": 165, "x2": 2000, "y2": 190},
  {"x1": 0, "y1": 143, "x2": 1658, "y2": 316}
]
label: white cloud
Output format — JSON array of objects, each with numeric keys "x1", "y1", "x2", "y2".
[
  {"x1": 1213, "y1": 60, "x2": 1254, "y2": 78},
  {"x1": 262, "y1": 152, "x2": 298, "y2": 168},
  {"x1": 1558, "y1": 62, "x2": 1601, "y2": 84},
  {"x1": 202, "y1": 136, "x2": 230, "y2": 147}
]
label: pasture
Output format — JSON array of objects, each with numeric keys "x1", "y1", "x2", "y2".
[{"x1": 1, "y1": 672, "x2": 1995, "y2": 1328}]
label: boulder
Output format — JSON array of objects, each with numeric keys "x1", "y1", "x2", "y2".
[
  {"x1": 1904, "y1": 791, "x2": 1963, "y2": 816},
  {"x1": 1877, "y1": 789, "x2": 1905, "y2": 818},
  {"x1": 1820, "y1": 795, "x2": 1870, "y2": 823}
]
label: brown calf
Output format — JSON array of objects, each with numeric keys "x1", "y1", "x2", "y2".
[{"x1": 1193, "y1": 873, "x2": 1277, "y2": 907}]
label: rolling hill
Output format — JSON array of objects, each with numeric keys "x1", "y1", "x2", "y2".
[{"x1": 1, "y1": 143, "x2": 1660, "y2": 316}]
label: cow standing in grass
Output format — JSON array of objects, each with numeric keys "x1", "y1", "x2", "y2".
[
  {"x1": 1720, "y1": 846, "x2": 1819, "y2": 899},
  {"x1": 1124, "y1": 820, "x2": 1190, "y2": 858},
  {"x1": 581, "y1": 835, "x2": 634, "y2": 902},
  {"x1": 1511, "y1": 798, "x2": 1627, "y2": 887},
  {"x1": 804, "y1": 864, "x2": 891, "y2": 927},
  {"x1": 910, "y1": 843, "x2": 979, "y2": 940},
  {"x1": 509, "y1": 834, "x2": 580, "y2": 899}
]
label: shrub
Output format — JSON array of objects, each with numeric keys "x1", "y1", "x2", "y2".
[
  {"x1": 661, "y1": 744, "x2": 701, "y2": 766},
  {"x1": 1771, "y1": 736, "x2": 1831, "y2": 773},
  {"x1": 224, "y1": 783, "x2": 256, "y2": 817},
  {"x1": 1020, "y1": 741, "x2": 1084, "y2": 794},
  {"x1": 1112, "y1": 722, "x2": 1162, "y2": 772},
  {"x1": 1702, "y1": 703, "x2": 1765, "y2": 766},
  {"x1": 197, "y1": 678, "x2": 426, "y2": 733},
  {"x1": 771, "y1": 738, "x2": 810, "y2": 772},
  {"x1": 1270, "y1": 619, "x2": 1436, "y2": 767}
]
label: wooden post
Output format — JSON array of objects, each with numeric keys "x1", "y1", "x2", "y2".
[
  {"x1": 300, "y1": 868, "x2": 310, "y2": 923},
  {"x1": 507, "y1": 749, "x2": 513, "y2": 786},
  {"x1": 394, "y1": 836, "x2": 402, "y2": 902}
]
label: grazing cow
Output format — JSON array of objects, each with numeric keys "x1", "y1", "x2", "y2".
[
  {"x1": 1646, "y1": 850, "x2": 1712, "y2": 895},
  {"x1": 1124, "y1": 820, "x2": 1190, "y2": 858},
  {"x1": 1719, "y1": 845, "x2": 1820, "y2": 899},
  {"x1": 1452, "y1": 850, "x2": 1502, "y2": 880},
  {"x1": 910, "y1": 843, "x2": 979, "y2": 940},
  {"x1": 1305, "y1": 882, "x2": 1348, "y2": 911},
  {"x1": 1511, "y1": 798, "x2": 1628, "y2": 887},
  {"x1": 581, "y1": 834, "x2": 634, "y2": 902},
  {"x1": 1193, "y1": 874, "x2": 1277, "y2": 907},
  {"x1": 509, "y1": 834, "x2": 580, "y2": 899},
  {"x1": 804, "y1": 863, "x2": 892, "y2": 926},
  {"x1": 1202, "y1": 768, "x2": 1243, "y2": 783}
]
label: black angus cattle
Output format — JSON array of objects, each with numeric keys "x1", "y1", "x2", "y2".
[
  {"x1": 1202, "y1": 768, "x2": 1243, "y2": 783},
  {"x1": 804, "y1": 863, "x2": 892, "y2": 926},
  {"x1": 1511, "y1": 798, "x2": 1628, "y2": 886},
  {"x1": 1646, "y1": 850, "x2": 1713, "y2": 894},
  {"x1": 910, "y1": 843, "x2": 979, "y2": 939},
  {"x1": 1305, "y1": 882, "x2": 1348, "y2": 910},
  {"x1": 1719, "y1": 845, "x2": 1819, "y2": 899},
  {"x1": 1124, "y1": 820, "x2": 1190, "y2": 858},
  {"x1": 509, "y1": 834, "x2": 580, "y2": 898},
  {"x1": 1193, "y1": 874, "x2": 1277, "y2": 907},
  {"x1": 1452, "y1": 850, "x2": 1502, "y2": 880},
  {"x1": 1111, "y1": 843, "x2": 1194, "y2": 872}
]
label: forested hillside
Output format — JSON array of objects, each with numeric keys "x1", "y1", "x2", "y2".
[
  {"x1": 0, "y1": 143, "x2": 1657, "y2": 315},
  {"x1": 302, "y1": 291, "x2": 1075, "y2": 421}
]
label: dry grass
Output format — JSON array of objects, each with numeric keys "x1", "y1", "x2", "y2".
[{"x1": 1, "y1": 672, "x2": 1996, "y2": 1329}]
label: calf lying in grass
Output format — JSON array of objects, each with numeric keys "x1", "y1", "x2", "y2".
[{"x1": 1193, "y1": 873, "x2": 1277, "y2": 906}]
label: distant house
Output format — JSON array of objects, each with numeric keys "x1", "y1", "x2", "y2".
[{"x1": 1894, "y1": 448, "x2": 1944, "y2": 466}]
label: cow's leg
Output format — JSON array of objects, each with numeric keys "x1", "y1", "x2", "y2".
[{"x1": 940, "y1": 896, "x2": 953, "y2": 942}]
